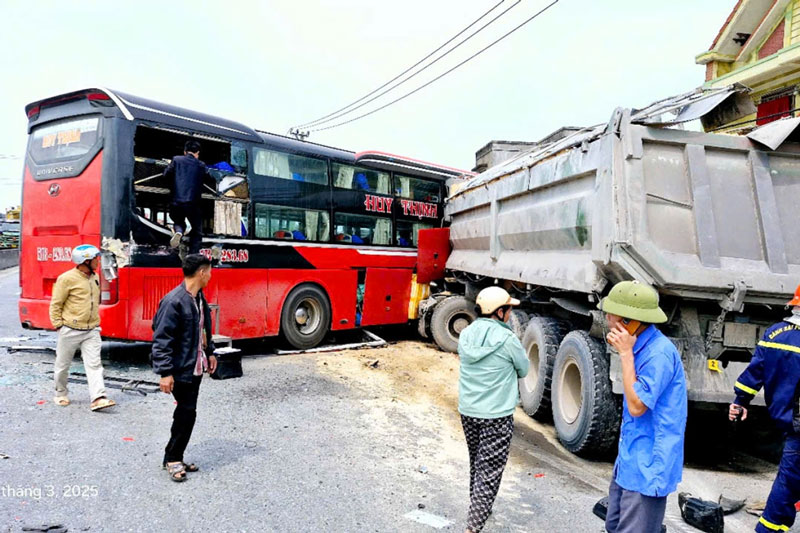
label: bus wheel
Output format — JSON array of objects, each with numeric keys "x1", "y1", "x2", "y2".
[
  {"x1": 551, "y1": 331, "x2": 620, "y2": 457},
  {"x1": 281, "y1": 284, "x2": 331, "y2": 350},
  {"x1": 430, "y1": 295, "x2": 476, "y2": 353},
  {"x1": 519, "y1": 316, "x2": 568, "y2": 421}
]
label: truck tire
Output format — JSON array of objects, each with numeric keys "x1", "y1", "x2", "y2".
[
  {"x1": 280, "y1": 284, "x2": 331, "y2": 350},
  {"x1": 431, "y1": 296, "x2": 476, "y2": 353},
  {"x1": 518, "y1": 316, "x2": 568, "y2": 421},
  {"x1": 506, "y1": 309, "x2": 530, "y2": 339},
  {"x1": 551, "y1": 330, "x2": 620, "y2": 456}
]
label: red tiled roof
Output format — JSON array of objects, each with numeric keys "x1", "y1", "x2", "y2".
[{"x1": 709, "y1": 0, "x2": 745, "y2": 50}]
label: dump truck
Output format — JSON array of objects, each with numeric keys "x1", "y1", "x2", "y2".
[{"x1": 417, "y1": 85, "x2": 800, "y2": 456}]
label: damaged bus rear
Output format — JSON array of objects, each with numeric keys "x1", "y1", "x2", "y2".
[{"x1": 20, "y1": 89, "x2": 129, "y2": 337}]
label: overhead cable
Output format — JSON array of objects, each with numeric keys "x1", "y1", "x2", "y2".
[
  {"x1": 293, "y1": 0, "x2": 512, "y2": 130},
  {"x1": 309, "y1": 0, "x2": 560, "y2": 133}
]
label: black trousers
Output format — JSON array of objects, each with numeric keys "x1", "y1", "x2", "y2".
[
  {"x1": 461, "y1": 414, "x2": 514, "y2": 533},
  {"x1": 169, "y1": 202, "x2": 203, "y2": 254},
  {"x1": 164, "y1": 376, "x2": 202, "y2": 464}
]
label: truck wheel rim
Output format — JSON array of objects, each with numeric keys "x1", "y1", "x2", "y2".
[
  {"x1": 559, "y1": 358, "x2": 582, "y2": 424},
  {"x1": 525, "y1": 343, "x2": 540, "y2": 389},
  {"x1": 451, "y1": 315, "x2": 470, "y2": 336}
]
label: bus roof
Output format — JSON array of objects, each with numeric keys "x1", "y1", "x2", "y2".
[
  {"x1": 25, "y1": 88, "x2": 470, "y2": 180},
  {"x1": 355, "y1": 151, "x2": 475, "y2": 180},
  {"x1": 25, "y1": 88, "x2": 263, "y2": 143},
  {"x1": 255, "y1": 129, "x2": 355, "y2": 161}
]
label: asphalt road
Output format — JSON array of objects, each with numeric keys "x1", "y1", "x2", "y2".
[{"x1": 0, "y1": 267, "x2": 789, "y2": 532}]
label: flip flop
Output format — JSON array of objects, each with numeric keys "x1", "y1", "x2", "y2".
[
  {"x1": 90, "y1": 397, "x2": 116, "y2": 411},
  {"x1": 53, "y1": 397, "x2": 70, "y2": 406}
]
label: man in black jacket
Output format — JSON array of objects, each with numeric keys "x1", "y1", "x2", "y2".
[
  {"x1": 164, "y1": 140, "x2": 210, "y2": 253},
  {"x1": 152, "y1": 254, "x2": 217, "y2": 482}
]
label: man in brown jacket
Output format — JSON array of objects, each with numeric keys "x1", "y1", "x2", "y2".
[{"x1": 49, "y1": 244, "x2": 115, "y2": 411}]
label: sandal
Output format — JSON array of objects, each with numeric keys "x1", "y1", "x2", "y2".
[
  {"x1": 53, "y1": 397, "x2": 70, "y2": 406},
  {"x1": 162, "y1": 461, "x2": 198, "y2": 472},
  {"x1": 90, "y1": 397, "x2": 116, "y2": 411},
  {"x1": 166, "y1": 462, "x2": 187, "y2": 482}
]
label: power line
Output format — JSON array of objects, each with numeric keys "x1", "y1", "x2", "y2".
[
  {"x1": 296, "y1": 0, "x2": 522, "y2": 131},
  {"x1": 293, "y1": 0, "x2": 511, "y2": 131},
  {"x1": 309, "y1": 0, "x2": 560, "y2": 133}
]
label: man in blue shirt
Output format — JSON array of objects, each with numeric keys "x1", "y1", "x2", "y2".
[
  {"x1": 598, "y1": 280, "x2": 688, "y2": 533},
  {"x1": 729, "y1": 284, "x2": 800, "y2": 533}
]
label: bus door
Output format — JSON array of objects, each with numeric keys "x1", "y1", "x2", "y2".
[{"x1": 360, "y1": 268, "x2": 413, "y2": 326}]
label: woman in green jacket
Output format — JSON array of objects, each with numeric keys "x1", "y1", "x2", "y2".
[{"x1": 458, "y1": 286, "x2": 530, "y2": 533}]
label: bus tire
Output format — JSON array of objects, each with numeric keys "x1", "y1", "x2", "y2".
[
  {"x1": 506, "y1": 309, "x2": 530, "y2": 339},
  {"x1": 518, "y1": 316, "x2": 568, "y2": 421},
  {"x1": 280, "y1": 284, "x2": 331, "y2": 350},
  {"x1": 430, "y1": 295, "x2": 476, "y2": 353},
  {"x1": 551, "y1": 330, "x2": 620, "y2": 457}
]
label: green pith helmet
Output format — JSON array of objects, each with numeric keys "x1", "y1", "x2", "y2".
[{"x1": 597, "y1": 280, "x2": 668, "y2": 324}]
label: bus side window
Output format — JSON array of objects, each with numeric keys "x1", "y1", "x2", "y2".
[
  {"x1": 394, "y1": 175, "x2": 440, "y2": 202},
  {"x1": 333, "y1": 213, "x2": 391, "y2": 245},
  {"x1": 253, "y1": 148, "x2": 328, "y2": 185},
  {"x1": 332, "y1": 163, "x2": 389, "y2": 194},
  {"x1": 254, "y1": 204, "x2": 329, "y2": 242}
]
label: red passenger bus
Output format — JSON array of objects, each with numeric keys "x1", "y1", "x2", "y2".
[{"x1": 19, "y1": 88, "x2": 468, "y2": 349}]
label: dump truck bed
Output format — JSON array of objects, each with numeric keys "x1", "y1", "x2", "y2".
[{"x1": 446, "y1": 110, "x2": 800, "y2": 304}]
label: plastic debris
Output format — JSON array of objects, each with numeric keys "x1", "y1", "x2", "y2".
[
  {"x1": 0, "y1": 453, "x2": 9, "y2": 459},
  {"x1": 366, "y1": 359, "x2": 380, "y2": 368},
  {"x1": 418, "y1": 465, "x2": 429, "y2": 474},
  {"x1": 122, "y1": 437, "x2": 134, "y2": 442},
  {"x1": 679, "y1": 492, "x2": 724, "y2": 533},
  {"x1": 746, "y1": 500, "x2": 767, "y2": 517},
  {"x1": 534, "y1": 473, "x2": 545, "y2": 479},
  {"x1": 403, "y1": 510, "x2": 453, "y2": 529},
  {"x1": 36, "y1": 400, "x2": 45, "y2": 405},
  {"x1": 21, "y1": 525, "x2": 67, "y2": 532},
  {"x1": 718, "y1": 494, "x2": 746, "y2": 515}
]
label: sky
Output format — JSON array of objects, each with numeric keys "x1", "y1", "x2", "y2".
[{"x1": 0, "y1": 0, "x2": 734, "y2": 210}]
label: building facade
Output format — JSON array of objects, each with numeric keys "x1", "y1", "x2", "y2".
[{"x1": 697, "y1": 0, "x2": 800, "y2": 132}]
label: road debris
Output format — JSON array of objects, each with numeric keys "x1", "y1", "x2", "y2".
[
  {"x1": 417, "y1": 465, "x2": 429, "y2": 474},
  {"x1": 679, "y1": 492, "x2": 724, "y2": 533},
  {"x1": 745, "y1": 500, "x2": 767, "y2": 517},
  {"x1": 0, "y1": 453, "x2": 9, "y2": 459},
  {"x1": 21, "y1": 524, "x2": 67, "y2": 532},
  {"x1": 276, "y1": 330, "x2": 386, "y2": 355},
  {"x1": 403, "y1": 509, "x2": 453, "y2": 529},
  {"x1": 365, "y1": 359, "x2": 380, "y2": 369},
  {"x1": 718, "y1": 494, "x2": 746, "y2": 515},
  {"x1": 0, "y1": 336, "x2": 31, "y2": 344},
  {"x1": 9, "y1": 344, "x2": 55, "y2": 353}
]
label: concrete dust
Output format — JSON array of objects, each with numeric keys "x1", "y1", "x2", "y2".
[{"x1": 315, "y1": 341, "x2": 604, "y2": 493}]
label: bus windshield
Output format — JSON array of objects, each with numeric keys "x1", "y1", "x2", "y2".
[{"x1": 28, "y1": 116, "x2": 101, "y2": 169}]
